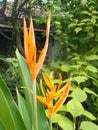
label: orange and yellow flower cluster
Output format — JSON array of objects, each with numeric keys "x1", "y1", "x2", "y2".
[{"x1": 37, "y1": 72, "x2": 71, "y2": 119}]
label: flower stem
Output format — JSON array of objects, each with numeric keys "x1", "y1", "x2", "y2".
[
  {"x1": 49, "y1": 119, "x2": 52, "y2": 130},
  {"x1": 73, "y1": 117, "x2": 76, "y2": 130},
  {"x1": 32, "y1": 79, "x2": 38, "y2": 130}
]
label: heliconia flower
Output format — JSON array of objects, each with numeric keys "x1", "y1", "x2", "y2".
[
  {"x1": 36, "y1": 72, "x2": 71, "y2": 120},
  {"x1": 24, "y1": 14, "x2": 51, "y2": 81}
]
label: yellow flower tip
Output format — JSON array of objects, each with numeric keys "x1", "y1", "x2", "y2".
[
  {"x1": 50, "y1": 71, "x2": 54, "y2": 78},
  {"x1": 69, "y1": 77, "x2": 72, "y2": 82},
  {"x1": 23, "y1": 17, "x2": 26, "y2": 23},
  {"x1": 30, "y1": 17, "x2": 32, "y2": 21},
  {"x1": 59, "y1": 73, "x2": 62, "y2": 79},
  {"x1": 40, "y1": 79, "x2": 45, "y2": 97},
  {"x1": 49, "y1": 78, "x2": 71, "y2": 117},
  {"x1": 23, "y1": 17, "x2": 27, "y2": 34},
  {"x1": 47, "y1": 12, "x2": 51, "y2": 26}
]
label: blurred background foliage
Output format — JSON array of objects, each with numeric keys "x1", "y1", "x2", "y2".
[{"x1": 0, "y1": 57, "x2": 21, "y2": 100}]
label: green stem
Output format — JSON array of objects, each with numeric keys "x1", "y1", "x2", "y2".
[
  {"x1": 49, "y1": 119, "x2": 52, "y2": 130},
  {"x1": 32, "y1": 79, "x2": 38, "y2": 130},
  {"x1": 73, "y1": 117, "x2": 76, "y2": 130}
]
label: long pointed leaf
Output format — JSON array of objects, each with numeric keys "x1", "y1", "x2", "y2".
[
  {"x1": 0, "y1": 121, "x2": 6, "y2": 130},
  {"x1": 0, "y1": 76, "x2": 27, "y2": 130},
  {"x1": 16, "y1": 49, "x2": 33, "y2": 130},
  {"x1": 16, "y1": 89, "x2": 31, "y2": 130}
]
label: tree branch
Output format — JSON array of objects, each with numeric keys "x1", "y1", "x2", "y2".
[{"x1": 0, "y1": 30, "x2": 12, "y2": 40}]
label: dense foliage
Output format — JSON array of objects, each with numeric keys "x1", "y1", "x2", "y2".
[{"x1": 38, "y1": 0, "x2": 98, "y2": 129}]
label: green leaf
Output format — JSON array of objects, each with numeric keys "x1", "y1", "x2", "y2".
[
  {"x1": 71, "y1": 88, "x2": 87, "y2": 102},
  {"x1": 61, "y1": 64, "x2": 69, "y2": 72},
  {"x1": 37, "y1": 91, "x2": 49, "y2": 130},
  {"x1": 58, "y1": 116, "x2": 73, "y2": 130},
  {"x1": 0, "y1": 89, "x2": 16, "y2": 130},
  {"x1": 50, "y1": 61, "x2": 61, "y2": 69},
  {"x1": 93, "y1": 79, "x2": 98, "y2": 87},
  {"x1": 95, "y1": 33, "x2": 98, "y2": 41},
  {"x1": 91, "y1": 17, "x2": 96, "y2": 24},
  {"x1": 73, "y1": 76, "x2": 88, "y2": 84},
  {"x1": 85, "y1": 25, "x2": 93, "y2": 30},
  {"x1": 59, "y1": 104, "x2": 67, "y2": 112},
  {"x1": 70, "y1": 65, "x2": 81, "y2": 70},
  {"x1": 52, "y1": 114, "x2": 73, "y2": 130},
  {"x1": 92, "y1": 10, "x2": 98, "y2": 15},
  {"x1": 86, "y1": 65, "x2": 97, "y2": 73},
  {"x1": 16, "y1": 49, "x2": 33, "y2": 130},
  {"x1": 84, "y1": 87, "x2": 97, "y2": 97},
  {"x1": 67, "y1": 99, "x2": 84, "y2": 118},
  {"x1": 81, "y1": 19, "x2": 90, "y2": 23},
  {"x1": 81, "y1": 11, "x2": 91, "y2": 16},
  {"x1": 88, "y1": 32, "x2": 94, "y2": 38},
  {"x1": 85, "y1": 55, "x2": 98, "y2": 60},
  {"x1": 74, "y1": 27, "x2": 82, "y2": 34},
  {"x1": 77, "y1": 23, "x2": 85, "y2": 26},
  {"x1": 0, "y1": 121, "x2": 5, "y2": 130},
  {"x1": 42, "y1": 0, "x2": 47, "y2": 4},
  {"x1": 83, "y1": 110, "x2": 96, "y2": 120},
  {"x1": 68, "y1": 23, "x2": 76, "y2": 28},
  {"x1": 17, "y1": 89, "x2": 31, "y2": 130},
  {"x1": 79, "y1": 121, "x2": 98, "y2": 130},
  {"x1": 54, "y1": 21, "x2": 61, "y2": 26},
  {"x1": 0, "y1": 76, "x2": 26, "y2": 130}
]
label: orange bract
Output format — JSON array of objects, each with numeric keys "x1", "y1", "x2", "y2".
[
  {"x1": 24, "y1": 14, "x2": 51, "y2": 81},
  {"x1": 36, "y1": 72, "x2": 71, "y2": 120}
]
